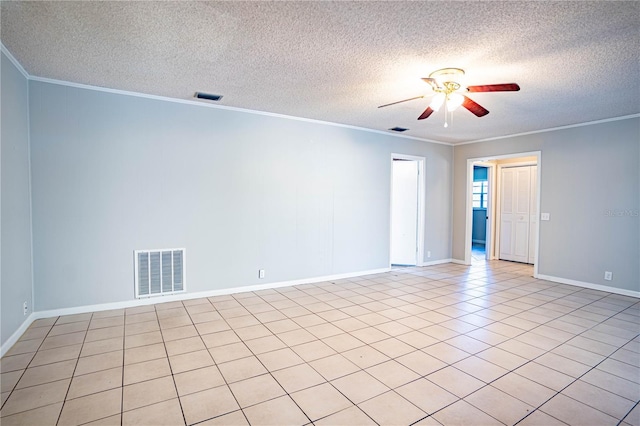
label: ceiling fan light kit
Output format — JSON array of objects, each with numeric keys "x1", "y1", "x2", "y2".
[
  {"x1": 379, "y1": 67, "x2": 520, "y2": 129},
  {"x1": 427, "y1": 67, "x2": 465, "y2": 90}
]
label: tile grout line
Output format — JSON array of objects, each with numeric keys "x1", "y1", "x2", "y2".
[
  {"x1": 158, "y1": 303, "x2": 190, "y2": 426},
  {"x1": 186, "y1": 297, "x2": 251, "y2": 426},
  {"x1": 373, "y1": 264, "x2": 637, "y2": 425},
  {"x1": 0, "y1": 318, "x2": 55, "y2": 412},
  {"x1": 617, "y1": 399, "x2": 640, "y2": 426},
  {"x1": 54, "y1": 313, "x2": 91, "y2": 426},
  {"x1": 1, "y1": 261, "x2": 637, "y2": 425}
]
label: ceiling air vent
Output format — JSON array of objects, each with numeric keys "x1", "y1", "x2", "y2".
[
  {"x1": 389, "y1": 127, "x2": 409, "y2": 132},
  {"x1": 135, "y1": 248, "x2": 185, "y2": 298},
  {"x1": 195, "y1": 92, "x2": 223, "y2": 101}
]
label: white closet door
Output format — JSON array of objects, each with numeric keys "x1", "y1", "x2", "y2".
[
  {"x1": 528, "y1": 166, "x2": 538, "y2": 264},
  {"x1": 499, "y1": 168, "x2": 516, "y2": 261},
  {"x1": 500, "y1": 166, "x2": 533, "y2": 263},
  {"x1": 512, "y1": 167, "x2": 531, "y2": 263}
]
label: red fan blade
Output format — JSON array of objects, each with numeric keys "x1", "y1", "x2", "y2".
[
  {"x1": 378, "y1": 96, "x2": 424, "y2": 108},
  {"x1": 466, "y1": 83, "x2": 520, "y2": 92},
  {"x1": 462, "y1": 96, "x2": 489, "y2": 117},
  {"x1": 417, "y1": 107, "x2": 435, "y2": 120}
]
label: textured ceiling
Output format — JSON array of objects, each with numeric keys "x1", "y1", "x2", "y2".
[{"x1": 1, "y1": 1, "x2": 639, "y2": 144}]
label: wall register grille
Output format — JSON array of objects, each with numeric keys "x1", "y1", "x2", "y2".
[{"x1": 134, "y1": 248, "x2": 185, "y2": 298}]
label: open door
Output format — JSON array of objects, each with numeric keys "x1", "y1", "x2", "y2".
[{"x1": 391, "y1": 159, "x2": 419, "y2": 265}]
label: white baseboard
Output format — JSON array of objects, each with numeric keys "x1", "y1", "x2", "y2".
[
  {"x1": 420, "y1": 259, "x2": 454, "y2": 267},
  {"x1": 537, "y1": 274, "x2": 640, "y2": 299},
  {"x1": 450, "y1": 259, "x2": 469, "y2": 265},
  {"x1": 1, "y1": 313, "x2": 36, "y2": 358},
  {"x1": 34, "y1": 267, "x2": 392, "y2": 320},
  {"x1": 1, "y1": 267, "x2": 390, "y2": 356}
]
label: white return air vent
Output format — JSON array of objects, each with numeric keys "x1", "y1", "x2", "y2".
[{"x1": 135, "y1": 248, "x2": 185, "y2": 298}]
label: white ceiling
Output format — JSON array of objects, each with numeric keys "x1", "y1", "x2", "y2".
[{"x1": 2, "y1": 1, "x2": 639, "y2": 144}]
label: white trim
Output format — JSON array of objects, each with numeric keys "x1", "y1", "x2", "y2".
[
  {"x1": 390, "y1": 154, "x2": 426, "y2": 267},
  {"x1": 456, "y1": 114, "x2": 640, "y2": 146},
  {"x1": 537, "y1": 274, "x2": 640, "y2": 299},
  {"x1": 487, "y1": 164, "x2": 496, "y2": 260},
  {"x1": 27, "y1": 75, "x2": 451, "y2": 146},
  {"x1": 464, "y1": 160, "x2": 474, "y2": 265},
  {"x1": 27, "y1": 54, "x2": 35, "y2": 318},
  {"x1": 421, "y1": 259, "x2": 454, "y2": 267},
  {"x1": 498, "y1": 161, "x2": 538, "y2": 169},
  {"x1": 474, "y1": 161, "x2": 495, "y2": 260},
  {"x1": 1, "y1": 44, "x2": 30, "y2": 79},
  {"x1": 1, "y1": 314, "x2": 36, "y2": 358},
  {"x1": 6, "y1": 267, "x2": 390, "y2": 341},
  {"x1": 532, "y1": 162, "x2": 542, "y2": 270},
  {"x1": 465, "y1": 151, "x2": 542, "y2": 164},
  {"x1": 450, "y1": 259, "x2": 468, "y2": 265}
]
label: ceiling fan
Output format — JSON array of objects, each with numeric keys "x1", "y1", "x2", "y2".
[{"x1": 379, "y1": 68, "x2": 520, "y2": 126}]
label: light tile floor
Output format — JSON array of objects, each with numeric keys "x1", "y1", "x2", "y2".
[
  {"x1": 1, "y1": 260, "x2": 639, "y2": 425},
  {"x1": 471, "y1": 243, "x2": 486, "y2": 262}
]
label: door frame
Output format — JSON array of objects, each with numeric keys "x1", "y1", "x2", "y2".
[
  {"x1": 390, "y1": 154, "x2": 425, "y2": 267},
  {"x1": 464, "y1": 151, "x2": 542, "y2": 277}
]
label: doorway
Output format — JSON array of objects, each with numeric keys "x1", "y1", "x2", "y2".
[
  {"x1": 390, "y1": 154, "x2": 425, "y2": 266},
  {"x1": 464, "y1": 151, "x2": 541, "y2": 277},
  {"x1": 471, "y1": 165, "x2": 490, "y2": 262}
]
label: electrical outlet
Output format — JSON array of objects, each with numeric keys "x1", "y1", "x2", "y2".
[
  {"x1": 541, "y1": 213, "x2": 550, "y2": 221},
  {"x1": 604, "y1": 271, "x2": 613, "y2": 281},
  {"x1": 427, "y1": 251, "x2": 431, "y2": 258},
  {"x1": 23, "y1": 301, "x2": 28, "y2": 316},
  {"x1": 258, "y1": 269, "x2": 265, "y2": 279}
]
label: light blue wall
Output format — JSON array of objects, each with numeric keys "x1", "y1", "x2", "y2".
[
  {"x1": 453, "y1": 118, "x2": 640, "y2": 293},
  {"x1": 29, "y1": 81, "x2": 453, "y2": 311},
  {"x1": 1, "y1": 51, "x2": 33, "y2": 346}
]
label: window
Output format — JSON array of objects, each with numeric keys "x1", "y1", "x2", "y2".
[{"x1": 473, "y1": 181, "x2": 488, "y2": 208}]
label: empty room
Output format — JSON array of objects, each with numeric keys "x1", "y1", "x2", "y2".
[{"x1": 1, "y1": 1, "x2": 639, "y2": 425}]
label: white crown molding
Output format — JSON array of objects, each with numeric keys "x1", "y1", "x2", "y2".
[
  {"x1": 1, "y1": 43, "x2": 29, "y2": 79},
  {"x1": 1, "y1": 42, "x2": 448, "y2": 147},
  {"x1": 456, "y1": 114, "x2": 640, "y2": 146},
  {"x1": 27, "y1": 74, "x2": 451, "y2": 146},
  {"x1": 5, "y1": 42, "x2": 636, "y2": 148}
]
